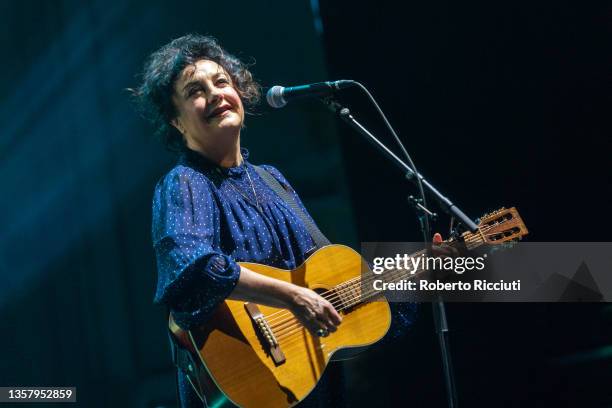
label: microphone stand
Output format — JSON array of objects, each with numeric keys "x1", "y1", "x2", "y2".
[{"x1": 322, "y1": 97, "x2": 478, "y2": 408}]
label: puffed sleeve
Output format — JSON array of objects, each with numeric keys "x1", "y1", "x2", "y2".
[{"x1": 152, "y1": 167, "x2": 241, "y2": 329}]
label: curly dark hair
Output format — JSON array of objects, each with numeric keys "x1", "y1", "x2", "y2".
[{"x1": 131, "y1": 34, "x2": 261, "y2": 151}]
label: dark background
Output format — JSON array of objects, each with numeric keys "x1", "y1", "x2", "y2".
[{"x1": 1, "y1": 0, "x2": 610, "y2": 407}]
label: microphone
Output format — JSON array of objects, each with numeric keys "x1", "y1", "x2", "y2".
[{"x1": 266, "y1": 80, "x2": 355, "y2": 108}]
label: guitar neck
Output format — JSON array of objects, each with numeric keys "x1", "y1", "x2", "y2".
[{"x1": 329, "y1": 228, "x2": 495, "y2": 309}]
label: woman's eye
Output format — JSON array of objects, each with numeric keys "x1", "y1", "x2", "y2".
[
  {"x1": 217, "y1": 78, "x2": 229, "y2": 85},
  {"x1": 188, "y1": 87, "x2": 203, "y2": 96}
]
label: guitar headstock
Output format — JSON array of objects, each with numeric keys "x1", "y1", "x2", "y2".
[{"x1": 462, "y1": 207, "x2": 528, "y2": 250}]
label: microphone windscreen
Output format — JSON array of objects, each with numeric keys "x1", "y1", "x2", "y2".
[{"x1": 266, "y1": 86, "x2": 286, "y2": 108}]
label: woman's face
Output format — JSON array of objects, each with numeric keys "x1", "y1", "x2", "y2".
[{"x1": 171, "y1": 59, "x2": 245, "y2": 149}]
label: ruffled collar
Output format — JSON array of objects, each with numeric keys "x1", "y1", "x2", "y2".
[{"x1": 180, "y1": 147, "x2": 250, "y2": 178}]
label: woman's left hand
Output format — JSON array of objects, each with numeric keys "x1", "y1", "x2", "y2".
[{"x1": 430, "y1": 232, "x2": 461, "y2": 258}]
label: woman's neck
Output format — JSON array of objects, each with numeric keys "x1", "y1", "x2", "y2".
[{"x1": 186, "y1": 133, "x2": 243, "y2": 168}]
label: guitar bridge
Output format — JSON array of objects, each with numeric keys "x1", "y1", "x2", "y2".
[{"x1": 245, "y1": 303, "x2": 286, "y2": 365}]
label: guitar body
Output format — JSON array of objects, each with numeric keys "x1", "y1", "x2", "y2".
[{"x1": 170, "y1": 244, "x2": 392, "y2": 408}]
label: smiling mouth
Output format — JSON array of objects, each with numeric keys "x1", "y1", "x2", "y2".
[{"x1": 207, "y1": 106, "x2": 233, "y2": 120}]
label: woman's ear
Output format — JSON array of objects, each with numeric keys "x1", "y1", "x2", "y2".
[{"x1": 171, "y1": 118, "x2": 184, "y2": 135}]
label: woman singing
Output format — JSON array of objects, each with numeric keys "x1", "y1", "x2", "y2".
[{"x1": 133, "y1": 34, "x2": 415, "y2": 407}]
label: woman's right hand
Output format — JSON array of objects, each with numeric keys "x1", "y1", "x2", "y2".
[
  {"x1": 229, "y1": 267, "x2": 342, "y2": 336},
  {"x1": 289, "y1": 286, "x2": 342, "y2": 336}
]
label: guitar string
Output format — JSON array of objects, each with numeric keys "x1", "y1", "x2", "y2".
[
  {"x1": 273, "y1": 242, "x2": 486, "y2": 341},
  {"x1": 269, "y1": 298, "x2": 389, "y2": 353},
  {"x1": 273, "y1": 237, "x2": 500, "y2": 343},
  {"x1": 273, "y1": 261, "x2": 483, "y2": 343},
  {"x1": 274, "y1": 262, "x2": 432, "y2": 340},
  {"x1": 268, "y1": 249, "x2": 428, "y2": 334},
  {"x1": 264, "y1": 231, "x2": 481, "y2": 327},
  {"x1": 272, "y1": 228, "x2": 523, "y2": 344},
  {"x1": 264, "y1": 222, "x2": 505, "y2": 329},
  {"x1": 269, "y1": 225, "x2": 520, "y2": 340},
  {"x1": 267, "y1": 225, "x2": 507, "y2": 336},
  {"x1": 273, "y1": 284, "x2": 391, "y2": 345},
  {"x1": 273, "y1": 229, "x2": 522, "y2": 342},
  {"x1": 275, "y1": 271, "x2": 428, "y2": 346},
  {"x1": 266, "y1": 248, "x2": 424, "y2": 330},
  {"x1": 265, "y1": 225, "x2": 511, "y2": 339},
  {"x1": 274, "y1": 217, "x2": 516, "y2": 345},
  {"x1": 275, "y1": 223, "x2": 511, "y2": 319}
]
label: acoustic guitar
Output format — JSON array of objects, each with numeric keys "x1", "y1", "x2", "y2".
[{"x1": 169, "y1": 207, "x2": 528, "y2": 407}]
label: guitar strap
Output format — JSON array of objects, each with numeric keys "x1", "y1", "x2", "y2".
[
  {"x1": 167, "y1": 321, "x2": 206, "y2": 406},
  {"x1": 252, "y1": 165, "x2": 331, "y2": 249}
]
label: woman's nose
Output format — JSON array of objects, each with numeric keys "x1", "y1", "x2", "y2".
[{"x1": 208, "y1": 86, "x2": 222, "y2": 104}]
